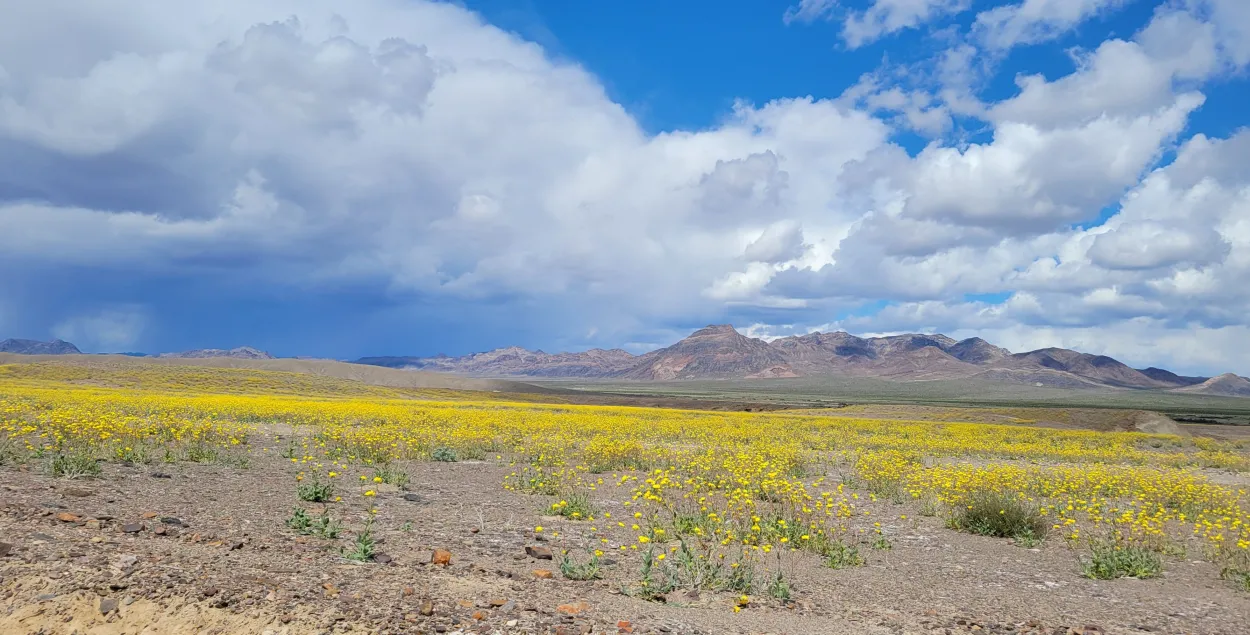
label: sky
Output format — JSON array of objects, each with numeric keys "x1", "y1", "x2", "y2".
[{"x1": 0, "y1": 0, "x2": 1248, "y2": 376}]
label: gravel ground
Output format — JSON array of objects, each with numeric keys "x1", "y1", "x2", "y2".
[{"x1": 2, "y1": 432, "x2": 1248, "y2": 635}]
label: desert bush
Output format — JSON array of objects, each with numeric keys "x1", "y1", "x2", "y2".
[
  {"x1": 430, "y1": 446, "x2": 458, "y2": 462},
  {"x1": 550, "y1": 491, "x2": 597, "y2": 520},
  {"x1": 48, "y1": 452, "x2": 101, "y2": 479},
  {"x1": 949, "y1": 489, "x2": 1047, "y2": 545},
  {"x1": 1082, "y1": 540, "x2": 1163, "y2": 579},
  {"x1": 297, "y1": 474, "x2": 334, "y2": 503}
]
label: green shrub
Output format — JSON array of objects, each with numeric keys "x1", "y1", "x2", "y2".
[
  {"x1": 949, "y1": 489, "x2": 1047, "y2": 545},
  {"x1": 49, "y1": 453, "x2": 101, "y2": 479},
  {"x1": 430, "y1": 446, "x2": 458, "y2": 462},
  {"x1": 1082, "y1": 541, "x2": 1163, "y2": 579}
]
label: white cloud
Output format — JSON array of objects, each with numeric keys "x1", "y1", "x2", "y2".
[
  {"x1": 843, "y1": 0, "x2": 972, "y2": 48},
  {"x1": 975, "y1": 0, "x2": 1132, "y2": 50},
  {"x1": 783, "y1": 0, "x2": 838, "y2": 25},
  {"x1": 1, "y1": 0, "x2": 1248, "y2": 374},
  {"x1": 52, "y1": 307, "x2": 147, "y2": 351}
]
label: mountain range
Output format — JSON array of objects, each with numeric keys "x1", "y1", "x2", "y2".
[
  {"x1": 6, "y1": 329, "x2": 1249, "y2": 398},
  {"x1": 355, "y1": 325, "x2": 1250, "y2": 397}
]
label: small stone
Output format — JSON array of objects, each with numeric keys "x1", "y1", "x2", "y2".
[
  {"x1": 431, "y1": 548, "x2": 452, "y2": 566},
  {"x1": 160, "y1": 517, "x2": 185, "y2": 526},
  {"x1": 0, "y1": 542, "x2": 12, "y2": 557},
  {"x1": 141, "y1": 512, "x2": 158, "y2": 519},
  {"x1": 202, "y1": 587, "x2": 219, "y2": 597},
  {"x1": 618, "y1": 620, "x2": 633, "y2": 633},
  {"x1": 489, "y1": 598, "x2": 508, "y2": 607},
  {"x1": 557, "y1": 601, "x2": 590, "y2": 615},
  {"x1": 35, "y1": 593, "x2": 57, "y2": 602},
  {"x1": 115, "y1": 554, "x2": 138, "y2": 569},
  {"x1": 470, "y1": 527, "x2": 480, "y2": 534},
  {"x1": 154, "y1": 525, "x2": 167, "y2": 536},
  {"x1": 150, "y1": 472, "x2": 172, "y2": 479},
  {"x1": 30, "y1": 532, "x2": 56, "y2": 542},
  {"x1": 56, "y1": 512, "x2": 81, "y2": 523},
  {"x1": 99, "y1": 598, "x2": 118, "y2": 614},
  {"x1": 402, "y1": 586, "x2": 415, "y2": 597},
  {"x1": 63, "y1": 488, "x2": 93, "y2": 498},
  {"x1": 526, "y1": 545, "x2": 553, "y2": 560},
  {"x1": 85, "y1": 519, "x2": 101, "y2": 530},
  {"x1": 122, "y1": 523, "x2": 143, "y2": 533},
  {"x1": 229, "y1": 540, "x2": 244, "y2": 550},
  {"x1": 472, "y1": 610, "x2": 486, "y2": 621},
  {"x1": 419, "y1": 599, "x2": 434, "y2": 616},
  {"x1": 507, "y1": 620, "x2": 519, "y2": 627},
  {"x1": 533, "y1": 569, "x2": 554, "y2": 579},
  {"x1": 372, "y1": 553, "x2": 393, "y2": 564},
  {"x1": 402, "y1": 493, "x2": 422, "y2": 502}
]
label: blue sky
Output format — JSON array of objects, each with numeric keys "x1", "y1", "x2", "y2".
[{"x1": 1, "y1": 0, "x2": 1248, "y2": 375}]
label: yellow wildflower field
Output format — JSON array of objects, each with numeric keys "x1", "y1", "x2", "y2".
[{"x1": 1, "y1": 362, "x2": 1248, "y2": 591}]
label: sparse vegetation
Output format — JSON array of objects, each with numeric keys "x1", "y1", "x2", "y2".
[
  {"x1": 48, "y1": 452, "x2": 101, "y2": 479},
  {"x1": 1082, "y1": 540, "x2": 1164, "y2": 579},
  {"x1": 948, "y1": 489, "x2": 1048, "y2": 546}
]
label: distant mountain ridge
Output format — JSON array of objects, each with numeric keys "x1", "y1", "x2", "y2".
[
  {"x1": 354, "y1": 325, "x2": 1248, "y2": 397},
  {"x1": 158, "y1": 347, "x2": 273, "y2": 360},
  {"x1": 0, "y1": 338, "x2": 81, "y2": 355}
]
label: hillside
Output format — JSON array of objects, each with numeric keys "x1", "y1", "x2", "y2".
[
  {"x1": 0, "y1": 338, "x2": 81, "y2": 355},
  {"x1": 355, "y1": 325, "x2": 1238, "y2": 394}
]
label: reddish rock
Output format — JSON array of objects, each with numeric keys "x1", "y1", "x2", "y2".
[
  {"x1": 431, "y1": 548, "x2": 452, "y2": 566},
  {"x1": 56, "y1": 512, "x2": 81, "y2": 523},
  {"x1": 533, "y1": 569, "x2": 554, "y2": 579},
  {"x1": 525, "y1": 545, "x2": 553, "y2": 560},
  {"x1": 557, "y1": 601, "x2": 590, "y2": 615}
]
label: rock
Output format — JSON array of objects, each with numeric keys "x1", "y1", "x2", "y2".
[
  {"x1": 403, "y1": 493, "x2": 422, "y2": 502},
  {"x1": 154, "y1": 526, "x2": 167, "y2": 536},
  {"x1": 229, "y1": 540, "x2": 245, "y2": 551},
  {"x1": 0, "y1": 542, "x2": 12, "y2": 557},
  {"x1": 85, "y1": 519, "x2": 101, "y2": 530},
  {"x1": 431, "y1": 548, "x2": 452, "y2": 566},
  {"x1": 121, "y1": 523, "x2": 143, "y2": 533},
  {"x1": 115, "y1": 554, "x2": 138, "y2": 569},
  {"x1": 202, "y1": 587, "x2": 219, "y2": 597},
  {"x1": 533, "y1": 569, "x2": 554, "y2": 579},
  {"x1": 35, "y1": 593, "x2": 57, "y2": 602},
  {"x1": 472, "y1": 610, "x2": 486, "y2": 621},
  {"x1": 618, "y1": 620, "x2": 633, "y2": 634},
  {"x1": 402, "y1": 586, "x2": 415, "y2": 597},
  {"x1": 507, "y1": 620, "x2": 519, "y2": 627},
  {"x1": 99, "y1": 597, "x2": 118, "y2": 614},
  {"x1": 160, "y1": 517, "x2": 185, "y2": 526},
  {"x1": 502, "y1": 600, "x2": 517, "y2": 613},
  {"x1": 150, "y1": 472, "x2": 172, "y2": 479},
  {"x1": 419, "y1": 599, "x2": 434, "y2": 616},
  {"x1": 56, "y1": 512, "x2": 82, "y2": 523},
  {"x1": 557, "y1": 601, "x2": 590, "y2": 615},
  {"x1": 141, "y1": 512, "x2": 158, "y2": 519},
  {"x1": 372, "y1": 553, "x2": 393, "y2": 564},
  {"x1": 30, "y1": 532, "x2": 56, "y2": 542},
  {"x1": 489, "y1": 598, "x2": 508, "y2": 607},
  {"x1": 63, "y1": 488, "x2": 93, "y2": 498},
  {"x1": 526, "y1": 545, "x2": 554, "y2": 560}
]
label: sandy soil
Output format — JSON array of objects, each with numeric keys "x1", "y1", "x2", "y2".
[{"x1": 2, "y1": 432, "x2": 1249, "y2": 635}]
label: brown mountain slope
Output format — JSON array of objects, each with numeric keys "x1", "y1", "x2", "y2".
[
  {"x1": 623, "y1": 325, "x2": 793, "y2": 380},
  {"x1": 1174, "y1": 373, "x2": 1250, "y2": 397},
  {"x1": 351, "y1": 325, "x2": 1239, "y2": 394},
  {"x1": 1000, "y1": 348, "x2": 1167, "y2": 389}
]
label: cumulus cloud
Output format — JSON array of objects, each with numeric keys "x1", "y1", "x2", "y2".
[
  {"x1": 974, "y1": 0, "x2": 1133, "y2": 51},
  {"x1": 1, "y1": 0, "x2": 1248, "y2": 374}
]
